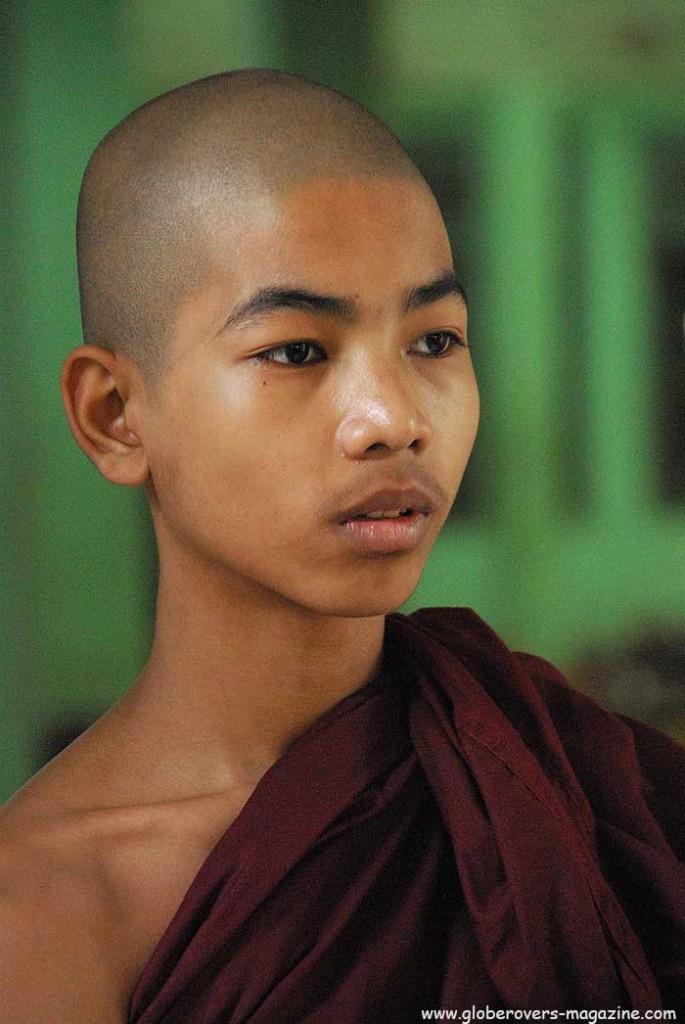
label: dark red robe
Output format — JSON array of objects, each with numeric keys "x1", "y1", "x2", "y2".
[{"x1": 128, "y1": 608, "x2": 685, "y2": 1022}]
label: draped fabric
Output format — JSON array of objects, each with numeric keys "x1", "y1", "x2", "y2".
[{"x1": 128, "y1": 608, "x2": 685, "y2": 1023}]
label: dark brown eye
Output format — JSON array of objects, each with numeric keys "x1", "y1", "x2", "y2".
[
  {"x1": 257, "y1": 341, "x2": 324, "y2": 365},
  {"x1": 282, "y1": 342, "x2": 312, "y2": 364},
  {"x1": 414, "y1": 331, "x2": 461, "y2": 356}
]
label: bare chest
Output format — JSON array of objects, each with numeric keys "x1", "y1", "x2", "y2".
[
  {"x1": 98, "y1": 794, "x2": 248, "y2": 1006},
  {"x1": 0, "y1": 792, "x2": 246, "y2": 1021}
]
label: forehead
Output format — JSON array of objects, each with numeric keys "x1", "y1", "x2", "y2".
[{"x1": 200, "y1": 175, "x2": 453, "y2": 296}]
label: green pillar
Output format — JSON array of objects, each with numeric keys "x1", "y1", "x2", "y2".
[
  {"x1": 478, "y1": 85, "x2": 563, "y2": 651},
  {"x1": 584, "y1": 108, "x2": 653, "y2": 524},
  {"x1": 1, "y1": 2, "x2": 32, "y2": 795}
]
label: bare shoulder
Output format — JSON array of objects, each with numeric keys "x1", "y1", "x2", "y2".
[
  {"x1": 0, "y1": 788, "x2": 129, "y2": 1023},
  {"x1": 0, "y1": 722, "x2": 248, "y2": 1022}
]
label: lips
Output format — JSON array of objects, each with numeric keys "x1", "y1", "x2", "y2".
[
  {"x1": 333, "y1": 484, "x2": 440, "y2": 555},
  {"x1": 337, "y1": 486, "x2": 437, "y2": 524}
]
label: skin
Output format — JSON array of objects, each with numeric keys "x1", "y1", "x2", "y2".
[{"x1": 0, "y1": 173, "x2": 478, "y2": 1021}]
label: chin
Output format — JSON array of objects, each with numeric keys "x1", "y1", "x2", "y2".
[{"x1": 311, "y1": 561, "x2": 425, "y2": 619}]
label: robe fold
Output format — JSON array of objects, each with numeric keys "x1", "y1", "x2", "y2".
[{"x1": 128, "y1": 608, "x2": 685, "y2": 1023}]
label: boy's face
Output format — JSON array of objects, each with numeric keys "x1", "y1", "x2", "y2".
[{"x1": 139, "y1": 175, "x2": 479, "y2": 616}]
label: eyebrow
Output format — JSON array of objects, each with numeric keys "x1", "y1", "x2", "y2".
[
  {"x1": 403, "y1": 271, "x2": 466, "y2": 312},
  {"x1": 223, "y1": 270, "x2": 466, "y2": 330},
  {"x1": 224, "y1": 287, "x2": 356, "y2": 329}
]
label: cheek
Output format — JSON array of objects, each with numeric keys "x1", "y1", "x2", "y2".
[
  {"x1": 429, "y1": 369, "x2": 480, "y2": 455},
  {"x1": 146, "y1": 378, "x2": 310, "y2": 524},
  {"x1": 461, "y1": 379, "x2": 480, "y2": 447}
]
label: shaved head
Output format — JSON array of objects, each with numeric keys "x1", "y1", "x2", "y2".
[{"x1": 77, "y1": 69, "x2": 427, "y2": 380}]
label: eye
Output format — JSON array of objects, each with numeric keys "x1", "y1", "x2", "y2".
[
  {"x1": 255, "y1": 341, "x2": 325, "y2": 366},
  {"x1": 412, "y1": 330, "x2": 464, "y2": 357}
]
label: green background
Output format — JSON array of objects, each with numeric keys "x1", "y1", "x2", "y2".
[{"x1": 3, "y1": 0, "x2": 684, "y2": 799}]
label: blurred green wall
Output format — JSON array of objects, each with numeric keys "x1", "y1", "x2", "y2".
[{"x1": 3, "y1": 0, "x2": 684, "y2": 798}]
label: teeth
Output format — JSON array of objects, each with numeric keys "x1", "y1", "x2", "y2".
[{"x1": 363, "y1": 509, "x2": 410, "y2": 520}]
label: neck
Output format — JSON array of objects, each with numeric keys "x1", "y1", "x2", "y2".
[{"x1": 117, "y1": 548, "x2": 386, "y2": 796}]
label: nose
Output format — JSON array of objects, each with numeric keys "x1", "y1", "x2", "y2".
[{"x1": 335, "y1": 357, "x2": 431, "y2": 460}]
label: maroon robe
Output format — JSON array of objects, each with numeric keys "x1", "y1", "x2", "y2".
[{"x1": 128, "y1": 608, "x2": 685, "y2": 1022}]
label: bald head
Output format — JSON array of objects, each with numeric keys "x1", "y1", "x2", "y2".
[{"x1": 77, "y1": 69, "x2": 426, "y2": 380}]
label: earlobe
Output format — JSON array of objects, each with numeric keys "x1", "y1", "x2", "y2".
[{"x1": 61, "y1": 345, "x2": 150, "y2": 486}]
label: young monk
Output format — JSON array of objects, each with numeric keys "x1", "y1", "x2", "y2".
[{"x1": 1, "y1": 69, "x2": 684, "y2": 1024}]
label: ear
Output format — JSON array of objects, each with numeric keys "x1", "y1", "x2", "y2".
[{"x1": 61, "y1": 345, "x2": 150, "y2": 486}]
